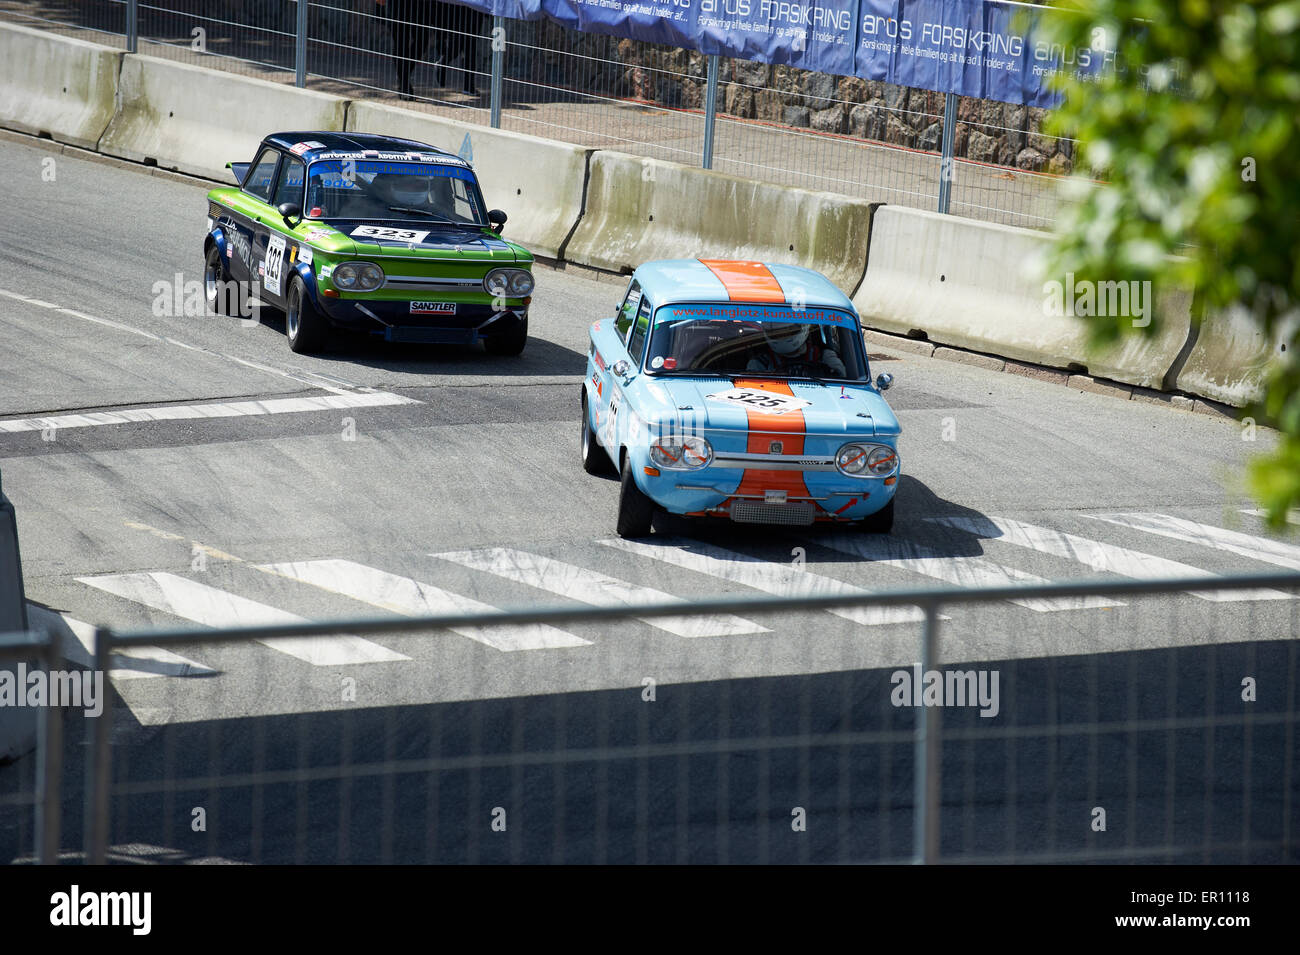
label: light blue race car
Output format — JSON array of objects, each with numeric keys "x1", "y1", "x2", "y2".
[{"x1": 581, "y1": 258, "x2": 901, "y2": 538}]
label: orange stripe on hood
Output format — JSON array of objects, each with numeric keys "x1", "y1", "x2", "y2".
[
  {"x1": 729, "y1": 378, "x2": 811, "y2": 501},
  {"x1": 699, "y1": 260, "x2": 786, "y2": 304}
]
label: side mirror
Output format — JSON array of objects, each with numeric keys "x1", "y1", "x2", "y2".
[
  {"x1": 487, "y1": 209, "x2": 508, "y2": 233},
  {"x1": 278, "y1": 202, "x2": 302, "y2": 227},
  {"x1": 611, "y1": 359, "x2": 633, "y2": 380},
  {"x1": 876, "y1": 372, "x2": 894, "y2": 391}
]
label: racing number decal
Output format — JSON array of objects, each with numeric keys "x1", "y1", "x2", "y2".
[
  {"x1": 705, "y1": 388, "x2": 813, "y2": 415},
  {"x1": 263, "y1": 234, "x2": 287, "y2": 296},
  {"x1": 351, "y1": 225, "x2": 431, "y2": 244}
]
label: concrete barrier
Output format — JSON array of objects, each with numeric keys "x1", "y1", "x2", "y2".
[
  {"x1": 853, "y1": 206, "x2": 1192, "y2": 389},
  {"x1": 1174, "y1": 304, "x2": 1292, "y2": 407},
  {"x1": 346, "y1": 102, "x2": 588, "y2": 260},
  {"x1": 565, "y1": 153, "x2": 874, "y2": 295},
  {"x1": 0, "y1": 23, "x2": 121, "y2": 150},
  {"x1": 100, "y1": 55, "x2": 347, "y2": 182},
  {"x1": 0, "y1": 471, "x2": 36, "y2": 764}
]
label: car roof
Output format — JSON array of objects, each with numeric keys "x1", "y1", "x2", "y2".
[
  {"x1": 632, "y1": 259, "x2": 854, "y2": 312},
  {"x1": 262, "y1": 131, "x2": 469, "y2": 167}
]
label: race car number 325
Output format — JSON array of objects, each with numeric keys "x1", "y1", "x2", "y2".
[{"x1": 706, "y1": 389, "x2": 812, "y2": 415}]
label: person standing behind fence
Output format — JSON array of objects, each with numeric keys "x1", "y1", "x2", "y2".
[{"x1": 377, "y1": 0, "x2": 486, "y2": 99}]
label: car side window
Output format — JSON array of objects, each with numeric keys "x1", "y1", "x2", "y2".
[
  {"x1": 615, "y1": 280, "x2": 641, "y2": 344},
  {"x1": 271, "y1": 156, "x2": 305, "y2": 210},
  {"x1": 626, "y1": 296, "x2": 652, "y2": 365},
  {"x1": 243, "y1": 148, "x2": 280, "y2": 203}
]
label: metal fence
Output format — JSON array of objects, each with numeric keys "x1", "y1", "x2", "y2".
[
  {"x1": 0, "y1": 0, "x2": 1091, "y2": 229},
  {"x1": 2, "y1": 570, "x2": 1296, "y2": 864}
]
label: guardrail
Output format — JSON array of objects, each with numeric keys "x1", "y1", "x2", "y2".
[{"x1": 52, "y1": 569, "x2": 1297, "y2": 865}]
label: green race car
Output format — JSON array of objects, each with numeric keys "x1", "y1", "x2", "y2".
[{"x1": 203, "y1": 130, "x2": 534, "y2": 354}]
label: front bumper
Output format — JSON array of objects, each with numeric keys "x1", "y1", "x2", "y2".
[{"x1": 316, "y1": 297, "x2": 527, "y2": 343}]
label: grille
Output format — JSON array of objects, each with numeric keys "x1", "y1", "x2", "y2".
[{"x1": 729, "y1": 500, "x2": 817, "y2": 525}]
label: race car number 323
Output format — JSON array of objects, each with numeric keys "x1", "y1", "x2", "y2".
[
  {"x1": 263, "y1": 234, "x2": 287, "y2": 296},
  {"x1": 706, "y1": 389, "x2": 812, "y2": 415},
  {"x1": 351, "y1": 225, "x2": 430, "y2": 244}
]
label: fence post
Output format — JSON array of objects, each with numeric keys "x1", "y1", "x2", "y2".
[
  {"x1": 702, "y1": 55, "x2": 719, "y2": 169},
  {"x1": 490, "y1": 16, "x2": 505, "y2": 128},
  {"x1": 125, "y1": 0, "x2": 137, "y2": 53},
  {"x1": 913, "y1": 602, "x2": 942, "y2": 863},
  {"x1": 85, "y1": 626, "x2": 115, "y2": 865},
  {"x1": 937, "y1": 91, "x2": 957, "y2": 214},
  {"x1": 294, "y1": 0, "x2": 308, "y2": 88},
  {"x1": 35, "y1": 628, "x2": 63, "y2": 865}
]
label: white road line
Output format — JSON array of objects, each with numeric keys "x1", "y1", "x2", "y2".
[
  {"x1": 599, "y1": 538, "x2": 927, "y2": 626},
  {"x1": 1240, "y1": 508, "x2": 1300, "y2": 526},
  {"x1": 76, "y1": 572, "x2": 409, "y2": 666},
  {"x1": 0, "y1": 390, "x2": 416, "y2": 434},
  {"x1": 27, "y1": 604, "x2": 215, "y2": 681},
  {"x1": 1087, "y1": 512, "x2": 1300, "y2": 573},
  {"x1": 260, "y1": 559, "x2": 591, "y2": 652},
  {"x1": 929, "y1": 516, "x2": 1291, "y2": 602},
  {"x1": 431, "y1": 548, "x2": 768, "y2": 637},
  {"x1": 816, "y1": 535, "x2": 1119, "y2": 611}
]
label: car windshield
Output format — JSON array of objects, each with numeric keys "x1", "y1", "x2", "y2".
[
  {"x1": 644, "y1": 303, "x2": 868, "y2": 381},
  {"x1": 304, "y1": 159, "x2": 487, "y2": 225}
]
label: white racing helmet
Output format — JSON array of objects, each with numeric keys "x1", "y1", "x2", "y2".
[{"x1": 763, "y1": 322, "x2": 810, "y2": 357}]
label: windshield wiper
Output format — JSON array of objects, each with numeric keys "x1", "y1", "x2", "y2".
[{"x1": 386, "y1": 207, "x2": 458, "y2": 222}]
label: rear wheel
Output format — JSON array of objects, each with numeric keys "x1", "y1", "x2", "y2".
[
  {"x1": 859, "y1": 496, "x2": 894, "y2": 534},
  {"x1": 616, "y1": 455, "x2": 656, "y2": 539},
  {"x1": 286, "y1": 277, "x2": 329, "y2": 354},
  {"x1": 484, "y1": 317, "x2": 527, "y2": 356},
  {"x1": 581, "y1": 395, "x2": 617, "y2": 476},
  {"x1": 204, "y1": 244, "x2": 241, "y2": 316}
]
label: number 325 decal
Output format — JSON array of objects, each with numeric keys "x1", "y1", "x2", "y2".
[{"x1": 706, "y1": 388, "x2": 812, "y2": 415}]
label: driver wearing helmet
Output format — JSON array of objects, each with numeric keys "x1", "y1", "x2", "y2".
[
  {"x1": 368, "y1": 172, "x2": 436, "y2": 211},
  {"x1": 747, "y1": 322, "x2": 847, "y2": 377}
]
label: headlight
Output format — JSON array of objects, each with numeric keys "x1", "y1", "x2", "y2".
[
  {"x1": 485, "y1": 268, "x2": 534, "y2": 297},
  {"x1": 649, "y1": 435, "x2": 712, "y2": 470},
  {"x1": 333, "y1": 262, "x2": 384, "y2": 291},
  {"x1": 836, "y1": 443, "x2": 898, "y2": 476}
]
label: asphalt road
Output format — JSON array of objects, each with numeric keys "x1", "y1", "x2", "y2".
[{"x1": 0, "y1": 136, "x2": 1296, "y2": 863}]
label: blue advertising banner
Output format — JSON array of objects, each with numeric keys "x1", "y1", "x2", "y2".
[{"x1": 453, "y1": 0, "x2": 1104, "y2": 107}]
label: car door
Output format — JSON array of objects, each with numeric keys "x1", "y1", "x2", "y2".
[
  {"x1": 255, "y1": 154, "x2": 306, "y2": 307},
  {"x1": 592, "y1": 279, "x2": 641, "y2": 449},
  {"x1": 226, "y1": 147, "x2": 280, "y2": 289}
]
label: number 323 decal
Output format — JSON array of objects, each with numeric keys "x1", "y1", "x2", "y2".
[
  {"x1": 351, "y1": 225, "x2": 430, "y2": 244},
  {"x1": 706, "y1": 389, "x2": 812, "y2": 414}
]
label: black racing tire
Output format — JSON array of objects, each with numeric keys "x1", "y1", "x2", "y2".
[
  {"x1": 859, "y1": 496, "x2": 895, "y2": 534},
  {"x1": 286, "y1": 276, "x2": 329, "y2": 354},
  {"x1": 484, "y1": 317, "x2": 528, "y2": 356},
  {"x1": 616, "y1": 454, "x2": 656, "y2": 539},
  {"x1": 581, "y1": 394, "x2": 617, "y2": 477},
  {"x1": 204, "y1": 244, "x2": 241, "y2": 317}
]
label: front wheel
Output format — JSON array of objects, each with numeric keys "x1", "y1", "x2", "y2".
[
  {"x1": 286, "y1": 277, "x2": 329, "y2": 354},
  {"x1": 616, "y1": 456, "x2": 656, "y2": 538},
  {"x1": 859, "y1": 496, "x2": 894, "y2": 534},
  {"x1": 484, "y1": 317, "x2": 527, "y2": 356},
  {"x1": 204, "y1": 244, "x2": 241, "y2": 316},
  {"x1": 581, "y1": 395, "x2": 617, "y2": 476}
]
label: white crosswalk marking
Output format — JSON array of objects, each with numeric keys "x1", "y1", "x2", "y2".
[
  {"x1": 599, "y1": 538, "x2": 927, "y2": 626},
  {"x1": 928, "y1": 516, "x2": 1291, "y2": 602},
  {"x1": 76, "y1": 572, "x2": 410, "y2": 666},
  {"x1": 260, "y1": 559, "x2": 590, "y2": 651},
  {"x1": 816, "y1": 535, "x2": 1119, "y2": 611},
  {"x1": 28, "y1": 604, "x2": 215, "y2": 680},
  {"x1": 1091, "y1": 512, "x2": 1300, "y2": 572},
  {"x1": 431, "y1": 548, "x2": 768, "y2": 637}
]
